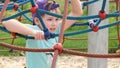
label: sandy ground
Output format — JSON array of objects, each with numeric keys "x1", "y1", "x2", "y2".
[{"x1": 0, "y1": 56, "x2": 120, "y2": 68}]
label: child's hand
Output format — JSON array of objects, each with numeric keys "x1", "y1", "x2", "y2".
[{"x1": 34, "y1": 30, "x2": 45, "y2": 40}]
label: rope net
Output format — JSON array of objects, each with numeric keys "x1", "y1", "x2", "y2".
[{"x1": 0, "y1": 0, "x2": 120, "y2": 68}]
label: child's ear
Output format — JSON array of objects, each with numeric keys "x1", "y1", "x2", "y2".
[
  {"x1": 34, "y1": 17, "x2": 40, "y2": 25},
  {"x1": 34, "y1": 17, "x2": 43, "y2": 30}
]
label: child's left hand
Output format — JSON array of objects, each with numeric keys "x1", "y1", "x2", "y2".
[{"x1": 33, "y1": 30, "x2": 45, "y2": 40}]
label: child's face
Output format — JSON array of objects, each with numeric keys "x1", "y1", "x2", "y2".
[
  {"x1": 42, "y1": 14, "x2": 60, "y2": 33},
  {"x1": 34, "y1": 9, "x2": 60, "y2": 33}
]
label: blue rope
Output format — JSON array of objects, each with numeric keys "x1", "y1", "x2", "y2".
[
  {"x1": 1, "y1": 5, "x2": 119, "y2": 22},
  {"x1": 101, "y1": 0, "x2": 106, "y2": 12},
  {"x1": 1, "y1": 21, "x2": 120, "y2": 39},
  {"x1": 36, "y1": 9, "x2": 52, "y2": 39},
  {"x1": 29, "y1": 0, "x2": 35, "y2": 7},
  {"x1": 0, "y1": 0, "x2": 29, "y2": 11},
  {"x1": 0, "y1": 0, "x2": 120, "y2": 39},
  {"x1": 72, "y1": 22, "x2": 88, "y2": 26},
  {"x1": 83, "y1": 0, "x2": 99, "y2": 6},
  {"x1": 37, "y1": 9, "x2": 119, "y2": 20},
  {"x1": 0, "y1": 1, "x2": 119, "y2": 21},
  {"x1": 17, "y1": 8, "x2": 33, "y2": 22},
  {"x1": 2, "y1": 9, "x2": 30, "y2": 21},
  {"x1": 36, "y1": 9, "x2": 47, "y2": 29},
  {"x1": 63, "y1": 21, "x2": 120, "y2": 36},
  {"x1": 94, "y1": 19, "x2": 101, "y2": 27},
  {"x1": 81, "y1": 0, "x2": 99, "y2": 9}
]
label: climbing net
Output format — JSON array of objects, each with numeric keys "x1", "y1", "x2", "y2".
[{"x1": 0, "y1": 0, "x2": 120, "y2": 68}]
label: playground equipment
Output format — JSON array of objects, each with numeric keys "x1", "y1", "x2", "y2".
[{"x1": 0, "y1": 0, "x2": 120, "y2": 68}]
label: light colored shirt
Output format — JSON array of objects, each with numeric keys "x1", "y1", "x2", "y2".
[{"x1": 25, "y1": 24, "x2": 60, "y2": 68}]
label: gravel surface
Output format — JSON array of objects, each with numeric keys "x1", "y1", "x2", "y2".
[{"x1": 0, "y1": 56, "x2": 120, "y2": 68}]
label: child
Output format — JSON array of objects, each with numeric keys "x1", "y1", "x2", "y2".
[{"x1": 1, "y1": 0, "x2": 83, "y2": 68}]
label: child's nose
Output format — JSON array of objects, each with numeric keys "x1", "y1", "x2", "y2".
[
  {"x1": 51, "y1": 21, "x2": 56, "y2": 26},
  {"x1": 51, "y1": 22, "x2": 56, "y2": 26}
]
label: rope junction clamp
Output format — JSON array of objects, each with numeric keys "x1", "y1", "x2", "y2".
[
  {"x1": 88, "y1": 19, "x2": 99, "y2": 32},
  {"x1": 18, "y1": 16, "x2": 22, "y2": 21},
  {"x1": 43, "y1": 29, "x2": 50, "y2": 39},
  {"x1": 91, "y1": 24, "x2": 99, "y2": 32},
  {"x1": 13, "y1": 4, "x2": 19, "y2": 11},
  {"x1": 99, "y1": 11, "x2": 106, "y2": 19},
  {"x1": 11, "y1": 32, "x2": 16, "y2": 38},
  {"x1": 54, "y1": 43, "x2": 63, "y2": 54},
  {"x1": 30, "y1": 5, "x2": 38, "y2": 14}
]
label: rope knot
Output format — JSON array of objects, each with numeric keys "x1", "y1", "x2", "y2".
[
  {"x1": 91, "y1": 24, "x2": 99, "y2": 32},
  {"x1": 54, "y1": 43, "x2": 63, "y2": 54},
  {"x1": 11, "y1": 32, "x2": 16, "y2": 38},
  {"x1": 13, "y1": 4, "x2": 19, "y2": 11},
  {"x1": 88, "y1": 19, "x2": 99, "y2": 32},
  {"x1": 99, "y1": 11, "x2": 106, "y2": 19},
  {"x1": 30, "y1": 5, "x2": 38, "y2": 14}
]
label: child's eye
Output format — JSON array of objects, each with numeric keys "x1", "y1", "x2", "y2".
[
  {"x1": 56, "y1": 18, "x2": 60, "y2": 21},
  {"x1": 47, "y1": 19, "x2": 52, "y2": 21},
  {"x1": 56, "y1": 18, "x2": 58, "y2": 21}
]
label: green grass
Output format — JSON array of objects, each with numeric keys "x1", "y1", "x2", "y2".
[{"x1": 0, "y1": 1, "x2": 120, "y2": 56}]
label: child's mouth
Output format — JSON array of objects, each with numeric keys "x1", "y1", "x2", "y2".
[{"x1": 50, "y1": 28, "x2": 56, "y2": 31}]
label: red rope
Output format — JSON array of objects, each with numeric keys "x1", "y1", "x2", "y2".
[
  {"x1": 0, "y1": 0, "x2": 10, "y2": 22},
  {"x1": 63, "y1": 49, "x2": 120, "y2": 58},
  {"x1": 0, "y1": 42, "x2": 120, "y2": 58},
  {"x1": 0, "y1": 42, "x2": 54, "y2": 52},
  {"x1": 52, "y1": 0, "x2": 68, "y2": 68},
  {"x1": 1, "y1": 0, "x2": 120, "y2": 68}
]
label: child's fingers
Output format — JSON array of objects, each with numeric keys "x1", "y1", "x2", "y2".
[{"x1": 35, "y1": 30, "x2": 45, "y2": 40}]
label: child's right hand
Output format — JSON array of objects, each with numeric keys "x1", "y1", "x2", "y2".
[{"x1": 33, "y1": 30, "x2": 45, "y2": 40}]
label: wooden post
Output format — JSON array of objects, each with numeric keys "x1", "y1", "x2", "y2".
[{"x1": 88, "y1": 0, "x2": 109, "y2": 68}]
